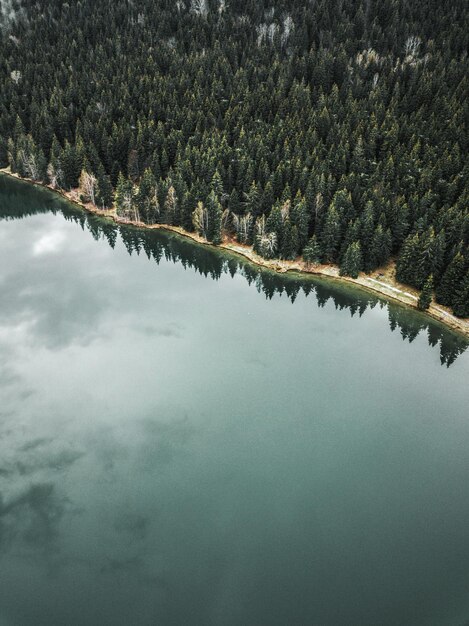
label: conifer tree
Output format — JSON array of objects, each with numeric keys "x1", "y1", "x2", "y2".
[
  {"x1": 115, "y1": 172, "x2": 134, "y2": 218},
  {"x1": 452, "y1": 271, "x2": 469, "y2": 318},
  {"x1": 206, "y1": 190, "x2": 222, "y2": 244},
  {"x1": 303, "y1": 235, "x2": 322, "y2": 266},
  {"x1": 136, "y1": 168, "x2": 158, "y2": 223},
  {"x1": 418, "y1": 275, "x2": 433, "y2": 311},
  {"x1": 266, "y1": 204, "x2": 284, "y2": 251},
  {"x1": 319, "y1": 205, "x2": 340, "y2": 263},
  {"x1": 291, "y1": 194, "x2": 310, "y2": 249},
  {"x1": 211, "y1": 170, "x2": 224, "y2": 201},
  {"x1": 246, "y1": 181, "x2": 262, "y2": 218},
  {"x1": 281, "y1": 221, "x2": 299, "y2": 260},
  {"x1": 396, "y1": 233, "x2": 420, "y2": 285},
  {"x1": 61, "y1": 141, "x2": 81, "y2": 190},
  {"x1": 436, "y1": 252, "x2": 465, "y2": 307},
  {"x1": 370, "y1": 225, "x2": 392, "y2": 269},
  {"x1": 93, "y1": 162, "x2": 112, "y2": 209},
  {"x1": 164, "y1": 185, "x2": 178, "y2": 225},
  {"x1": 228, "y1": 188, "x2": 241, "y2": 214},
  {"x1": 340, "y1": 241, "x2": 363, "y2": 278}
]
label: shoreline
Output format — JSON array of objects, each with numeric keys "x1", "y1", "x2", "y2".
[{"x1": 1, "y1": 167, "x2": 468, "y2": 339}]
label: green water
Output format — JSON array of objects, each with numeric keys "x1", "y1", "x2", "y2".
[{"x1": 0, "y1": 174, "x2": 469, "y2": 626}]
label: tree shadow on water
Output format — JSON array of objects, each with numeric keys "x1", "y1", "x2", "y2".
[{"x1": 2, "y1": 188, "x2": 467, "y2": 368}]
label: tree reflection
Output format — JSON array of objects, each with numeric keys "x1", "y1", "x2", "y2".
[
  {"x1": 1, "y1": 184, "x2": 467, "y2": 367},
  {"x1": 76, "y1": 212, "x2": 468, "y2": 367}
]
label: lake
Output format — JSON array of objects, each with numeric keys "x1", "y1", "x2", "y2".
[{"x1": 0, "y1": 173, "x2": 469, "y2": 626}]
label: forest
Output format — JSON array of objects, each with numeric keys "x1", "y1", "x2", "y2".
[{"x1": 0, "y1": 0, "x2": 468, "y2": 315}]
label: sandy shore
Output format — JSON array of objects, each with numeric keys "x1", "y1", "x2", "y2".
[{"x1": 2, "y1": 168, "x2": 468, "y2": 339}]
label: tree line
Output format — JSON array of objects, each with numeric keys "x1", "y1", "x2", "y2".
[
  {"x1": 3, "y1": 181, "x2": 465, "y2": 366},
  {"x1": 0, "y1": 0, "x2": 468, "y2": 315}
]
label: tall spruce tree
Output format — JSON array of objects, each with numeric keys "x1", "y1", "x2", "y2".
[
  {"x1": 436, "y1": 252, "x2": 465, "y2": 307},
  {"x1": 452, "y1": 271, "x2": 469, "y2": 318},
  {"x1": 206, "y1": 191, "x2": 222, "y2": 245},
  {"x1": 340, "y1": 241, "x2": 363, "y2": 278},
  {"x1": 418, "y1": 275, "x2": 434, "y2": 311},
  {"x1": 303, "y1": 235, "x2": 322, "y2": 266}
]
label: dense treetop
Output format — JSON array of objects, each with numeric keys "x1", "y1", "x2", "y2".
[{"x1": 1, "y1": 0, "x2": 468, "y2": 315}]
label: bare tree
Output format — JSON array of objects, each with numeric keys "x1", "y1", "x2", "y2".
[
  {"x1": 18, "y1": 148, "x2": 39, "y2": 180},
  {"x1": 190, "y1": 0, "x2": 208, "y2": 18},
  {"x1": 404, "y1": 35, "x2": 421, "y2": 58},
  {"x1": 256, "y1": 23, "x2": 268, "y2": 46},
  {"x1": 79, "y1": 169, "x2": 97, "y2": 206},
  {"x1": 47, "y1": 162, "x2": 63, "y2": 189},
  {"x1": 268, "y1": 22, "x2": 278, "y2": 43},
  {"x1": 314, "y1": 192, "x2": 324, "y2": 222},
  {"x1": 221, "y1": 208, "x2": 230, "y2": 233},
  {"x1": 282, "y1": 15, "x2": 294, "y2": 45},
  {"x1": 164, "y1": 185, "x2": 177, "y2": 224},
  {"x1": 121, "y1": 188, "x2": 133, "y2": 218},
  {"x1": 255, "y1": 214, "x2": 266, "y2": 239},
  {"x1": 232, "y1": 212, "x2": 253, "y2": 244},
  {"x1": 10, "y1": 69, "x2": 21, "y2": 84},
  {"x1": 257, "y1": 232, "x2": 277, "y2": 258},
  {"x1": 257, "y1": 22, "x2": 280, "y2": 46},
  {"x1": 192, "y1": 201, "x2": 209, "y2": 238}
]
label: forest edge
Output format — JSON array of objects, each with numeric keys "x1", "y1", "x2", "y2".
[{"x1": 2, "y1": 167, "x2": 468, "y2": 340}]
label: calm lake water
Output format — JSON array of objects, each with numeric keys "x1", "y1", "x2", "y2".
[{"x1": 0, "y1": 174, "x2": 469, "y2": 626}]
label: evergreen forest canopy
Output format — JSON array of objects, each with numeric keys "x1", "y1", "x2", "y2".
[{"x1": 0, "y1": 0, "x2": 468, "y2": 316}]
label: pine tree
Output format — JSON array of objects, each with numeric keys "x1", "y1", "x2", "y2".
[
  {"x1": 115, "y1": 172, "x2": 134, "y2": 218},
  {"x1": 330, "y1": 189, "x2": 354, "y2": 225},
  {"x1": 319, "y1": 204, "x2": 340, "y2": 263},
  {"x1": 127, "y1": 148, "x2": 140, "y2": 182},
  {"x1": 206, "y1": 190, "x2": 222, "y2": 244},
  {"x1": 95, "y1": 163, "x2": 113, "y2": 209},
  {"x1": 211, "y1": 170, "x2": 224, "y2": 201},
  {"x1": 61, "y1": 141, "x2": 81, "y2": 190},
  {"x1": 164, "y1": 185, "x2": 178, "y2": 225},
  {"x1": 436, "y1": 252, "x2": 465, "y2": 307},
  {"x1": 361, "y1": 201, "x2": 376, "y2": 272},
  {"x1": 136, "y1": 168, "x2": 158, "y2": 223},
  {"x1": 396, "y1": 233, "x2": 420, "y2": 285},
  {"x1": 181, "y1": 190, "x2": 196, "y2": 231},
  {"x1": 340, "y1": 241, "x2": 363, "y2": 278},
  {"x1": 266, "y1": 204, "x2": 284, "y2": 251},
  {"x1": 340, "y1": 219, "x2": 361, "y2": 263},
  {"x1": 260, "y1": 181, "x2": 274, "y2": 216},
  {"x1": 281, "y1": 222, "x2": 299, "y2": 260},
  {"x1": 291, "y1": 193, "x2": 310, "y2": 249},
  {"x1": 418, "y1": 275, "x2": 433, "y2": 311},
  {"x1": 369, "y1": 225, "x2": 392, "y2": 269},
  {"x1": 452, "y1": 270, "x2": 469, "y2": 318},
  {"x1": 303, "y1": 235, "x2": 322, "y2": 266},
  {"x1": 228, "y1": 188, "x2": 241, "y2": 214}
]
